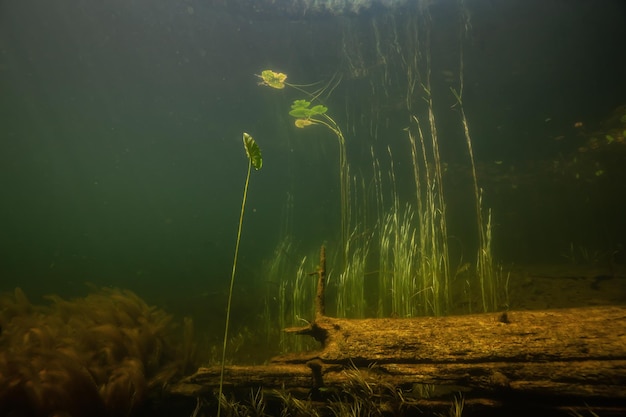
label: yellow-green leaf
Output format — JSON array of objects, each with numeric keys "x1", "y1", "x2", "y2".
[
  {"x1": 243, "y1": 132, "x2": 263, "y2": 170},
  {"x1": 260, "y1": 70, "x2": 287, "y2": 89}
]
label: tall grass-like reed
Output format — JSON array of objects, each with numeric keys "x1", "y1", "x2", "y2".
[
  {"x1": 405, "y1": 115, "x2": 452, "y2": 316},
  {"x1": 450, "y1": 86, "x2": 494, "y2": 312},
  {"x1": 277, "y1": 252, "x2": 317, "y2": 353},
  {"x1": 260, "y1": 226, "x2": 330, "y2": 353},
  {"x1": 257, "y1": 2, "x2": 505, "y2": 325},
  {"x1": 370, "y1": 145, "x2": 386, "y2": 224},
  {"x1": 423, "y1": 112, "x2": 451, "y2": 314},
  {"x1": 335, "y1": 228, "x2": 370, "y2": 318},
  {"x1": 450, "y1": 1, "x2": 498, "y2": 312},
  {"x1": 362, "y1": 121, "x2": 452, "y2": 318},
  {"x1": 377, "y1": 3, "x2": 452, "y2": 317},
  {"x1": 377, "y1": 207, "x2": 393, "y2": 317},
  {"x1": 261, "y1": 236, "x2": 294, "y2": 348},
  {"x1": 387, "y1": 203, "x2": 419, "y2": 317},
  {"x1": 276, "y1": 279, "x2": 288, "y2": 351},
  {"x1": 292, "y1": 256, "x2": 316, "y2": 329}
]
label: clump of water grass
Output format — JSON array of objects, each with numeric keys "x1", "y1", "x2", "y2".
[{"x1": 335, "y1": 228, "x2": 370, "y2": 318}]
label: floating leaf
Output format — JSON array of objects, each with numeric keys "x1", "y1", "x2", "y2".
[
  {"x1": 289, "y1": 100, "x2": 327, "y2": 118},
  {"x1": 291, "y1": 100, "x2": 311, "y2": 110},
  {"x1": 289, "y1": 100, "x2": 312, "y2": 117},
  {"x1": 242, "y1": 132, "x2": 262, "y2": 170},
  {"x1": 289, "y1": 108, "x2": 311, "y2": 118},
  {"x1": 260, "y1": 70, "x2": 287, "y2": 89},
  {"x1": 310, "y1": 105, "x2": 328, "y2": 115}
]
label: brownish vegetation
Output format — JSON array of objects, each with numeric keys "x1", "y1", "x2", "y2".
[{"x1": 0, "y1": 287, "x2": 197, "y2": 417}]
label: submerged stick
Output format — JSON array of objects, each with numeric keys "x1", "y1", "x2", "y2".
[
  {"x1": 315, "y1": 245, "x2": 326, "y2": 319},
  {"x1": 287, "y1": 245, "x2": 329, "y2": 345}
]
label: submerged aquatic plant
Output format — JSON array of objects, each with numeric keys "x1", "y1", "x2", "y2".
[
  {"x1": 289, "y1": 99, "x2": 328, "y2": 126},
  {"x1": 0, "y1": 287, "x2": 192, "y2": 417},
  {"x1": 288, "y1": 96, "x2": 350, "y2": 262},
  {"x1": 258, "y1": 69, "x2": 351, "y2": 264},
  {"x1": 217, "y1": 132, "x2": 263, "y2": 417}
]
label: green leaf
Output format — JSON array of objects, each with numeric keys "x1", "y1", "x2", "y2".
[
  {"x1": 289, "y1": 100, "x2": 327, "y2": 119},
  {"x1": 291, "y1": 99, "x2": 311, "y2": 110},
  {"x1": 242, "y1": 132, "x2": 262, "y2": 170},
  {"x1": 288, "y1": 108, "x2": 312, "y2": 118},
  {"x1": 260, "y1": 70, "x2": 287, "y2": 89},
  {"x1": 310, "y1": 105, "x2": 328, "y2": 115}
]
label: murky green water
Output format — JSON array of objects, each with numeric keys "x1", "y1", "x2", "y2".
[{"x1": 1, "y1": 0, "x2": 625, "y2": 365}]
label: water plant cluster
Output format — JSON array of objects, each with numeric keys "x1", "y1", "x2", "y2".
[
  {"x1": 0, "y1": 288, "x2": 197, "y2": 416},
  {"x1": 254, "y1": 3, "x2": 508, "y2": 355},
  {"x1": 206, "y1": 366, "x2": 464, "y2": 417}
]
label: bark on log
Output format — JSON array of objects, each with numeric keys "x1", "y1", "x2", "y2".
[
  {"x1": 291, "y1": 306, "x2": 626, "y2": 364},
  {"x1": 170, "y1": 305, "x2": 626, "y2": 414}
]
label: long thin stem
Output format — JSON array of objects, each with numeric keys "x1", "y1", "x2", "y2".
[
  {"x1": 452, "y1": 0, "x2": 495, "y2": 312},
  {"x1": 310, "y1": 115, "x2": 350, "y2": 266},
  {"x1": 217, "y1": 160, "x2": 251, "y2": 417}
]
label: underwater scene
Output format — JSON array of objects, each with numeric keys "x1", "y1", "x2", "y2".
[{"x1": 1, "y1": 0, "x2": 626, "y2": 416}]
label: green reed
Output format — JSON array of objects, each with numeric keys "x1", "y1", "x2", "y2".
[
  {"x1": 257, "y1": 2, "x2": 505, "y2": 331},
  {"x1": 335, "y1": 228, "x2": 370, "y2": 318},
  {"x1": 259, "y1": 236, "x2": 316, "y2": 353},
  {"x1": 279, "y1": 256, "x2": 316, "y2": 352},
  {"x1": 450, "y1": 0, "x2": 498, "y2": 312},
  {"x1": 405, "y1": 112, "x2": 452, "y2": 317}
]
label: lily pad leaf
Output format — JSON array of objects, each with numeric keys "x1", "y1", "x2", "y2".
[
  {"x1": 291, "y1": 100, "x2": 311, "y2": 110},
  {"x1": 260, "y1": 70, "x2": 287, "y2": 89},
  {"x1": 289, "y1": 107, "x2": 312, "y2": 118},
  {"x1": 242, "y1": 132, "x2": 263, "y2": 170},
  {"x1": 310, "y1": 105, "x2": 328, "y2": 115},
  {"x1": 289, "y1": 100, "x2": 327, "y2": 118}
]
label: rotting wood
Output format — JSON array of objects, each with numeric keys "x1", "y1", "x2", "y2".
[
  {"x1": 172, "y1": 307, "x2": 626, "y2": 396},
  {"x1": 169, "y1": 247, "x2": 626, "y2": 415},
  {"x1": 287, "y1": 306, "x2": 626, "y2": 364}
]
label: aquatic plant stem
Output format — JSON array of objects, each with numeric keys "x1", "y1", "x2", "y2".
[
  {"x1": 311, "y1": 115, "x2": 350, "y2": 265},
  {"x1": 451, "y1": 1, "x2": 496, "y2": 312},
  {"x1": 450, "y1": 87, "x2": 490, "y2": 311},
  {"x1": 217, "y1": 159, "x2": 251, "y2": 417}
]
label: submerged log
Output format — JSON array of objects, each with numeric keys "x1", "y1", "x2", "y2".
[
  {"x1": 171, "y1": 306, "x2": 626, "y2": 416},
  {"x1": 173, "y1": 306, "x2": 626, "y2": 391},
  {"x1": 169, "y1": 248, "x2": 626, "y2": 415},
  {"x1": 292, "y1": 306, "x2": 626, "y2": 364}
]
